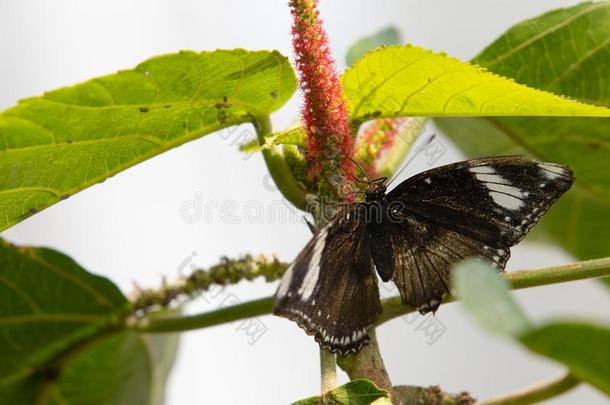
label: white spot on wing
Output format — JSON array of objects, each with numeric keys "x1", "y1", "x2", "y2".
[
  {"x1": 469, "y1": 166, "x2": 496, "y2": 174},
  {"x1": 474, "y1": 173, "x2": 509, "y2": 184},
  {"x1": 470, "y1": 166, "x2": 524, "y2": 211},
  {"x1": 486, "y1": 183, "x2": 524, "y2": 198},
  {"x1": 538, "y1": 163, "x2": 567, "y2": 179},
  {"x1": 276, "y1": 262, "x2": 294, "y2": 298},
  {"x1": 489, "y1": 191, "x2": 524, "y2": 210},
  {"x1": 298, "y1": 227, "x2": 328, "y2": 301}
]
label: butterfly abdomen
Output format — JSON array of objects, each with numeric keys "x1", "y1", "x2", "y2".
[{"x1": 365, "y1": 201, "x2": 395, "y2": 282}]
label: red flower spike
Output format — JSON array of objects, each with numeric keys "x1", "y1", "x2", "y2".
[
  {"x1": 289, "y1": 0, "x2": 354, "y2": 199},
  {"x1": 354, "y1": 118, "x2": 407, "y2": 179}
]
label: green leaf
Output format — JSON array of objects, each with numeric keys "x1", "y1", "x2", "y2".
[
  {"x1": 0, "y1": 238, "x2": 128, "y2": 387},
  {"x1": 474, "y1": 1, "x2": 609, "y2": 104},
  {"x1": 346, "y1": 27, "x2": 402, "y2": 66},
  {"x1": 0, "y1": 49, "x2": 297, "y2": 231},
  {"x1": 520, "y1": 322, "x2": 610, "y2": 396},
  {"x1": 0, "y1": 239, "x2": 179, "y2": 404},
  {"x1": 342, "y1": 44, "x2": 610, "y2": 124},
  {"x1": 453, "y1": 259, "x2": 531, "y2": 337},
  {"x1": 292, "y1": 379, "x2": 390, "y2": 405},
  {"x1": 435, "y1": 1, "x2": 610, "y2": 259},
  {"x1": 0, "y1": 330, "x2": 180, "y2": 405}
]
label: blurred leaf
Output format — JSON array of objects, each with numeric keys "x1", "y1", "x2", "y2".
[
  {"x1": 520, "y1": 322, "x2": 610, "y2": 395},
  {"x1": 145, "y1": 311, "x2": 182, "y2": 405},
  {"x1": 453, "y1": 253, "x2": 610, "y2": 396},
  {"x1": 435, "y1": 1, "x2": 610, "y2": 259},
  {"x1": 292, "y1": 379, "x2": 390, "y2": 405},
  {"x1": 453, "y1": 259, "x2": 531, "y2": 337},
  {"x1": 0, "y1": 330, "x2": 180, "y2": 405},
  {"x1": 341, "y1": 44, "x2": 610, "y2": 124},
  {"x1": 0, "y1": 239, "x2": 128, "y2": 386},
  {"x1": 0, "y1": 49, "x2": 297, "y2": 231},
  {"x1": 0, "y1": 238, "x2": 180, "y2": 404},
  {"x1": 346, "y1": 26, "x2": 402, "y2": 66}
]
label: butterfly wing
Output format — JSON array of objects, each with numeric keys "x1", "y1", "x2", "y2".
[
  {"x1": 273, "y1": 205, "x2": 382, "y2": 356},
  {"x1": 386, "y1": 156, "x2": 574, "y2": 312},
  {"x1": 387, "y1": 216, "x2": 511, "y2": 313}
]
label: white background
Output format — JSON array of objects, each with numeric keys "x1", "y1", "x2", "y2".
[{"x1": 1, "y1": 1, "x2": 609, "y2": 404}]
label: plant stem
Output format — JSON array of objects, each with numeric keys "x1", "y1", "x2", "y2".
[
  {"x1": 477, "y1": 372, "x2": 579, "y2": 405},
  {"x1": 131, "y1": 254, "x2": 286, "y2": 312},
  {"x1": 376, "y1": 257, "x2": 610, "y2": 326},
  {"x1": 254, "y1": 115, "x2": 308, "y2": 210},
  {"x1": 337, "y1": 330, "x2": 393, "y2": 397},
  {"x1": 130, "y1": 257, "x2": 610, "y2": 334},
  {"x1": 130, "y1": 297, "x2": 273, "y2": 333},
  {"x1": 320, "y1": 349, "x2": 337, "y2": 394},
  {"x1": 393, "y1": 385, "x2": 474, "y2": 405}
]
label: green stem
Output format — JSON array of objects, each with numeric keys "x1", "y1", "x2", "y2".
[
  {"x1": 130, "y1": 297, "x2": 273, "y2": 333},
  {"x1": 320, "y1": 349, "x2": 337, "y2": 394},
  {"x1": 131, "y1": 257, "x2": 610, "y2": 334},
  {"x1": 376, "y1": 256, "x2": 610, "y2": 326},
  {"x1": 337, "y1": 330, "x2": 394, "y2": 397},
  {"x1": 477, "y1": 372, "x2": 579, "y2": 405},
  {"x1": 254, "y1": 115, "x2": 308, "y2": 210}
]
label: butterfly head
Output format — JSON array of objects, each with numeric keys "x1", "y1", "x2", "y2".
[{"x1": 364, "y1": 178, "x2": 387, "y2": 202}]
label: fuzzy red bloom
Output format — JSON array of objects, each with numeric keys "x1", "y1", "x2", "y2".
[
  {"x1": 289, "y1": 0, "x2": 354, "y2": 197},
  {"x1": 354, "y1": 118, "x2": 407, "y2": 178}
]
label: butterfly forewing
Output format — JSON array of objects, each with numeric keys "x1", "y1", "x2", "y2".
[
  {"x1": 386, "y1": 156, "x2": 574, "y2": 312},
  {"x1": 273, "y1": 205, "x2": 382, "y2": 356},
  {"x1": 387, "y1": 156, "x2": 574, "y2": 246}
]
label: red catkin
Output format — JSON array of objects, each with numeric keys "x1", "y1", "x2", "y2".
[
  {"x1": 289, "y1": 0, "x2": 354, "y2": 197},
  {"x1": 354, "y1": 118, "x2": 407, "y2": 178}
]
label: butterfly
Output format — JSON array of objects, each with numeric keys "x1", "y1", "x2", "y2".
[{"x1": 273, "y1": 156, "x2": 574, "y2": 356}]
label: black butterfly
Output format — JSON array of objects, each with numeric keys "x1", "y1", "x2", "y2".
[{"x1": 273, "y1": 156, "x2": 574, "y2": 356}]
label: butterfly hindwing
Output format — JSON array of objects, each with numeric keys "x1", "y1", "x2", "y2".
[
  {"x1": 387, "y1": 216, "x2": 510, "y2": 313},
  {"x1": 273, "y1": 205, "x2": 382, "y2": 356}
]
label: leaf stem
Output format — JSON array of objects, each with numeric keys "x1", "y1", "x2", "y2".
[
  {"x1": 253, "y1": 115, "x2": 308, "y2": 210},
  {"x1": 477, "y1": 372, "x2": 580, "y2": 405},
  {"x1": 130, "y1": 257, "x2": 610, "y2": 334}
]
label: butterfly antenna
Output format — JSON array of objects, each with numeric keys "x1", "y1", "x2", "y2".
[
  {"x1": 386, "y1": 134, "x2": 437, "y2": 187},
  {"x1": 346, "y1": 155, "x2": 372, "y2": 182}
]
